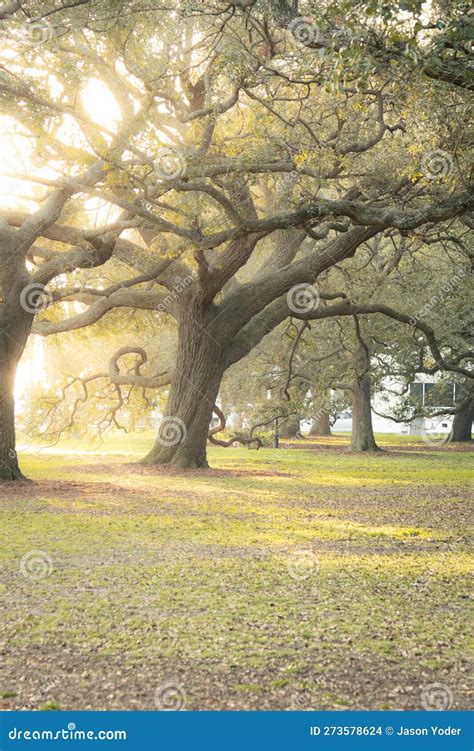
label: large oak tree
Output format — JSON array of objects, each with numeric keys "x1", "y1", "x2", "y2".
[{"x1": 0, "y1": 0, "x2": 472, "y2": 475}]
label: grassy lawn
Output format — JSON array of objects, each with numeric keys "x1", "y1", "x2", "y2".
[{"x1": 0, "y1": 433, "x2": 472, "y2": 710}]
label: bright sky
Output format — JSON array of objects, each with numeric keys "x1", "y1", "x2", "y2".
[{"x1": 0, "y1": 79, "x2": 122, "y2": 405}]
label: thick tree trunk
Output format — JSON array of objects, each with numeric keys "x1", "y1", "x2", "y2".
[
  {"x1": 279, "y1": 415, "x2": 301, "y2": 438},
  {"x1": 142, "y1": 304, "x2": 225, "y2": 468},
  {"x1": 0, "y1": 357, "x2": 25, "y2": 480},
  {"x1": 351, "y1": 374, "x2": 380, "y2": 451},
  {"x1": 0, "y1": 323, "x2": 31, "y2": 480},
  {"x1": 1, "y1": 272, "x2": 43, "y2": 481},
  {"x1": 309, "y1": 409, "x2": 332, "y2": 436},
  {"x1": 451, "y1": 397, "x2": 473, "y2": 442},
  {"x1": 350, "y1": 341, "x2": 380, "y2": 452}
]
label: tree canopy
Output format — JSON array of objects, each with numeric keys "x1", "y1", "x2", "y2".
[{"x1": 0, "y1": 0, "x2": 472, "y2": 477}]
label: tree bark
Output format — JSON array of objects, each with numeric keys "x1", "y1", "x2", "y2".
[
  {"x1": 309, "y1": 412, "x2": 332, "y2": 436},
  {"x1": 451, "y1": 396, "x2": 473, "y2": 442},
  {"x1": 0, "y1": 354, "x2": 25, "y2": 480},
  {"x1": 142, "y1": 303, "x2": 225, "y2": 468},
  {"x1": 1, "y1": 268, "x2": 45, "y2": 480},
  {"x1": 0, "y1": 313, "x2": 32, "y2": 480},
  {"x1": 350, "y1": 342, "x2": 380, "y2": 452},
  {"x1": 309, "y1": 395, "x2": 332, "y2": 436}
]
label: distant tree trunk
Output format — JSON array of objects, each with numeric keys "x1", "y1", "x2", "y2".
[
  {"x1": 309, "y1": 412, "x2": 332, "y2": 435},
  {"x1": 309, "y1": 395, "x2": 332, "y2": 436},
  {"x1": 142, "y1": 302, "x2": 225, "y2": 468},
  {"x1": 279, "y1": 415, "x2": 301, "y2": 438},
  {"x1": 350, "y1": 337, "x2": 380, "y2": 452},
  {"x1": 451, "y1": 396, "x2": 473, "y2": 442}
]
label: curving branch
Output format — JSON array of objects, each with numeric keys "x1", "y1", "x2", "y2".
[
  {"x1": 249, "y1": 409, "x2": 298, "y2": 442},
  {"x1": 228, "y1": 292, "x2": 473, "y2": 380},
  {"x1": 32, "y1": 345, "x2": 173, "y2": 444},
  {"x1": 292, "y1": 301, "x2": 474, "y2": 380},
  {"x1": 108, "y1": 347, "x2": 172, "y2": 389},
  {"x1": 282, "y1": 320, "x2": 310, "y2": 400},
  {"x1": 208, "y1": 405, "x2": 262, "y2": 448},
  {"x1": 33, "y1": 288, "x2": 169, "y2": 336}
]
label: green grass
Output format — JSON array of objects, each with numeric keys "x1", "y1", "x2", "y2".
[{"x1": 1, "y1": 432, "x2": 472, "y2": 709}]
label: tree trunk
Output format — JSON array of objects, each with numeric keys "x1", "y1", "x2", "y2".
[
  {"x1": 451, "y1": 396, "x2": 473, "y2": 442},
  {"x1": 279, "y1": 415, "x2": 301, "y2": 438},
  {"x1": 350, "y1": 343, "x2": 380, "y2": 452},
  {"x1": 0, "y1": 358, "x2": 25, "y2": 480},
  {"x1": 0, "y1": 322, "x2": 31, "y2": 481},
  {"x1": 0, "y1": 270, "x2": 35, "y2": 481},
  {"x1": 142, "y1": 304, "x2": 225, "y2": 468},
  {"x1": 309, "y1": 409, "x2": 332, "y2": 436}
]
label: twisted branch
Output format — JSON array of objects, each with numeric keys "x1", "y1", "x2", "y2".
[{"x1": 208, "y1": 405, "x2": 262, "y2": 448}]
